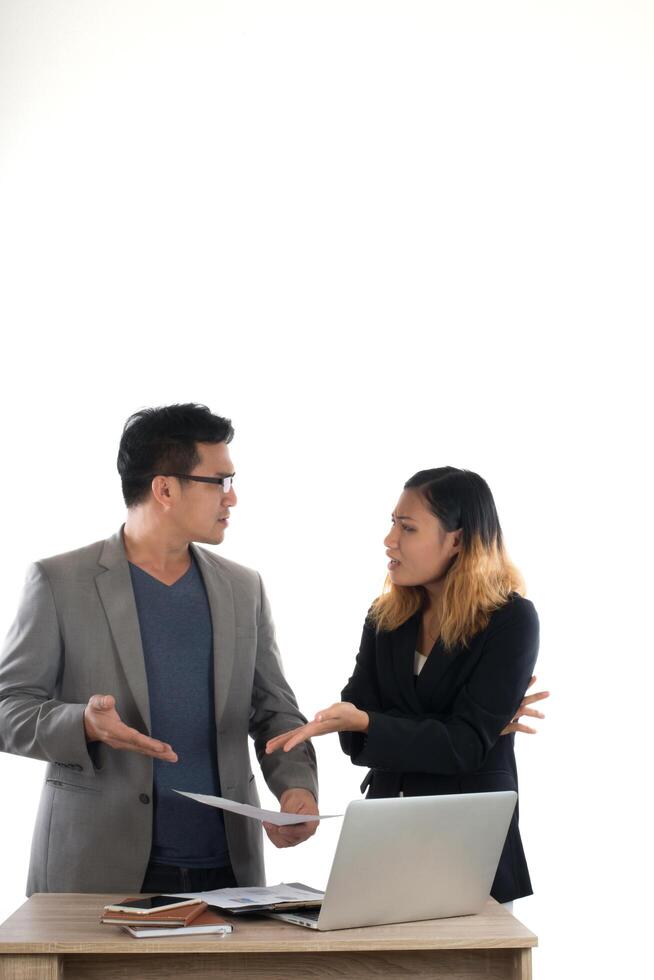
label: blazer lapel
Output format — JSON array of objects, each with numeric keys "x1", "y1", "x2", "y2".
[
  {"x1": 191, "y1": 545, "x2": 236, "y2": 729},
  {"x1": 389, "y1": 612, "x2": 423, "y2": 713},
  {"x1": 95, "y1": 527, "x2": 151, "y2": 734},
  {"x1": 415, "y1": 641, "x2": 460, "y2": 709}
]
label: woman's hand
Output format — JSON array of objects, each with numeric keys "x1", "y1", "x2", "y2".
[
  {"x1": 266, "y1": 702, "x2": 369, "y2": 754},
  {"x1": 501, "y1": 676, "x2": 549, "y2": 735}
]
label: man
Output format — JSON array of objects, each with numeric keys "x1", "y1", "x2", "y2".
[{"x1": 0, "y1": 404, "x2": 318, "y2": 895}]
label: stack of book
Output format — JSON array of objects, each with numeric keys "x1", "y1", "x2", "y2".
[{"x1": 101, "y1": 898, "x2": 233, "y2": 938}]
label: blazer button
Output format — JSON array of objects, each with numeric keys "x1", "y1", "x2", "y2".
[{"x1": 139, "y1": 793, "x2": 150, "y2": 804}]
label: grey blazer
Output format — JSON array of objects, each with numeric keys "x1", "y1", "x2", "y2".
[{"x1": 0, "y1": 528, "x2": 318, "y2": 895}]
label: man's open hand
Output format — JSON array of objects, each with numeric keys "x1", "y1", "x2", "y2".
[{"x1": 83, "y1": 694, "x2": 178, "y2": 761}]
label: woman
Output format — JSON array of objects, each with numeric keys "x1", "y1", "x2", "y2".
[{"x1": 267, "y1": 466, "x2": 548, "y2": 904}]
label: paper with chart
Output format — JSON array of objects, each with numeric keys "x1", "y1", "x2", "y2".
[
  {"x1": 169, "y1": 882, "x2": 325, "y2": 911},
  {"x1": 174, "y1": 790, "x2": 341, "y2": 826}
]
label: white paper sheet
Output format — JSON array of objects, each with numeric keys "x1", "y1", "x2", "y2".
[
  {"x1": 174, "y1": 790, "x2": 341, "y2": 825},
  {"x1": 169, "y1": 883, "x2": 325, "y2": 910}
]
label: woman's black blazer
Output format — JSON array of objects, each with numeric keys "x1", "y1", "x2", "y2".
[{"x1": 339, "y1": 594, "x2": 540, "y2": 903}]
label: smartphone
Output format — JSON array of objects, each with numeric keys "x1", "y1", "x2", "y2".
[{"x1": 104, "y1": 895, "x2": 202, "y2": 914}]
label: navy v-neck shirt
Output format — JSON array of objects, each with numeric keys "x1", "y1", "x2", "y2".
[{"x1": 129, "y1": 556, "x2": 229, "y2": 868}]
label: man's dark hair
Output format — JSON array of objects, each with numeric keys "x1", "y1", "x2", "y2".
[{"x1": 117, "y1": 404, "x2": 235, "y2": 507}]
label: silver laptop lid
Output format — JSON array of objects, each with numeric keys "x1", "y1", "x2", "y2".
[{"x1": 317, "y1": 791, "x2": 517, "y2": 930}]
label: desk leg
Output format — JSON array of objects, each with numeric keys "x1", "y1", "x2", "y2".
[
  {"x1": 0, "y1": 956, "x2": 62, "y2": 980},
  {"x1": 512, "y1": 948, "x2": 532, "y2": 980}
]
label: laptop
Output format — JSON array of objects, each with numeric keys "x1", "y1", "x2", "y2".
[{"x1": 265, "y1": 791, "x2": 517, "y2": 930}]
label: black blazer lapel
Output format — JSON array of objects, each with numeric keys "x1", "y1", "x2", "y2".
[
  {"x1": 414, "y1": 640, "x2": 461, "y2": 710},
  {"x1": 388, "y1": 613, "x2": 423, "y2": 714}
]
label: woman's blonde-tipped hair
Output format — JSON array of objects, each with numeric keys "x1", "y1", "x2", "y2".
[{"x1": 369, "y1": 467, "x2": 525, "y2": 652}]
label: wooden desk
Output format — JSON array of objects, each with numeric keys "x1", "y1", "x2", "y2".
[{"x1": 0, "y1": 893, "x2": 537, "y2": 979}]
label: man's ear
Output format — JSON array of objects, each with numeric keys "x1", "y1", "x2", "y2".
[{"x1": 151, "y1": 475, "x2": 174, "y2": 510}]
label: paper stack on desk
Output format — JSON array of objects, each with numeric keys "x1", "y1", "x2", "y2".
[{"x1": 170, "y1": 882, "x2": 325, "y2": 913}]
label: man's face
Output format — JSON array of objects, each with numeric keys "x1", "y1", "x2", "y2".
[{"x1": 167, "y1": 441, "x2": 237, "y2": 546}]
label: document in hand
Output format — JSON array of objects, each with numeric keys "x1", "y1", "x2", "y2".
[
  {"x1": 173, "y1": 791, "x2": 341, "y2": 826},
  {"x1": 169, "y1": 882, "x2": 325, "y2": 913}
]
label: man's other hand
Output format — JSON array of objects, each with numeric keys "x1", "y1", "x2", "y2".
[
  {"x1": 263, "y1": 788, "x2": 319, "y2": 849},
  {"x1": 83, "y1": 693, "x2": 178, "y2": 761}
]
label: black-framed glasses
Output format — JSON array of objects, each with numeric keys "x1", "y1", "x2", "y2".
[{"x1": 151, "y1": 473, "x2": 235, "y2": 493}]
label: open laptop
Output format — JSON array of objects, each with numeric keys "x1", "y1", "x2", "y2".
[{"x1": 265, "y1": 791, "x2": 517, "y2": 930}]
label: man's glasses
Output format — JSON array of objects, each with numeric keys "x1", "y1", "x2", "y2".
[{"x1": 151, "y1": 473, "x2": 235, "y2": 493}]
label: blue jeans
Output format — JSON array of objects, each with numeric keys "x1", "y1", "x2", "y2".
[{"x1": 141, "y1": 861, "x2": 237, "y2": 893}]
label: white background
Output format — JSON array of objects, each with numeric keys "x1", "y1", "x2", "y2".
[{"x1": 0, "y1": 1, "x2": 652, "y2": 975}]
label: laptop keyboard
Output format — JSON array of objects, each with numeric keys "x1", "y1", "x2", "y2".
[{"x1": 292, "y1": 906, "x2": 321, "y2": 921}]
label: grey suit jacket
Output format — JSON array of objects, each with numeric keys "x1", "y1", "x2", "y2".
[{"x1": 0, "y1": 528, "x2": 317, "y2": 895}]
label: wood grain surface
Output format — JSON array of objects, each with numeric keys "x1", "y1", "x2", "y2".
[{"x1": 0, "y1": 894, "x2": 536, "y2": 979}]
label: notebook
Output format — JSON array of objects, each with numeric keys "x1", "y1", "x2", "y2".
[{"x1": 123, "y1": 909, "x2": 233, "y2": 938}]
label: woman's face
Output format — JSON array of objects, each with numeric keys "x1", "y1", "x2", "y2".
[{"x1": 384, "y1": 489, "x2": 462, "y2": 588}]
